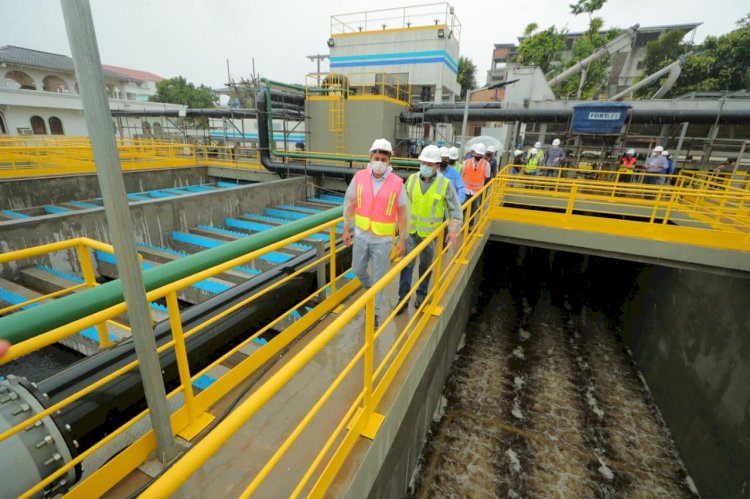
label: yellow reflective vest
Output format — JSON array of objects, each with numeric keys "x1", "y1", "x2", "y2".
[{"x1": 406, "y1": 173, "x2": 449, "y2": 237}]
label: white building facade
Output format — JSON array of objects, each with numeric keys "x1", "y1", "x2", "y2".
[{"x1": 328, "y1": 3, "x2": 461, "y2": 103}]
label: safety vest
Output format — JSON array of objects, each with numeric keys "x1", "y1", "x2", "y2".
[
  {"x1": 407, "y1": 173, "x2": 449, "y2": 237},
  {"x1": 462, "y1": 157, "x2": 488, "y2": 193},
  {"x1": 353, "y1": 169, "x2": 403, "y2": 236},
  {"x1": 619, "y1": 156, "x2": 637, "y2": 172},
  {"x1": 525, "y1": 155, "x2": 540, "y2": 174}
]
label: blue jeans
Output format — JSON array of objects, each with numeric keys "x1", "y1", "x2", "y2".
[
  {"x1": 352, "y1": 238, "x2": 391, "y2": 317},
  {"x1": 398, "y1": 233, "x2": 436, "y2": 303}
]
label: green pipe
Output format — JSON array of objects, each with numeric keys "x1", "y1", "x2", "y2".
[{"x1": 0, "y1": 206, "x2": 342, "y2": 345}]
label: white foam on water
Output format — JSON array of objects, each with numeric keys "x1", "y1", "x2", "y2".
[
  {"x1": 685, "y1": 476, "x2": 699, "y2": 495},
  {"x1": 519, "y1": 328, "x2": 531, "y2": 341},
  {"x1": 514, "y1": 376, "x2": 525, "y2": 390},
  {"x1": 512, "y1": 346, "x2": 525, "y2": 360},
  {"x1": 506, "y1": 448, "x2": 522, "y2": 473},
  {"x1": 597, "y1": 458, "x2": 614, "y2": 480}
]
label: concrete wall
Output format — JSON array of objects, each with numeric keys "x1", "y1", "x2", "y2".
[
  {"x1": 307, "y1": 99, "x2": 406, "y2": 156},
  {"x1": 625, "y1": 266, "x2": 750, "y2": 498},
  {"x1": 0, "y1": 168, "x2": 211, "y2": 211},
  {"x1": 0, "y1": 177, "x2": 308, "y2": 279}
]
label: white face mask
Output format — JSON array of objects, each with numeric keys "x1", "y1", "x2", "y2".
[{"x1": 371, "y1": 161, "x2": 388, "y2": 175}]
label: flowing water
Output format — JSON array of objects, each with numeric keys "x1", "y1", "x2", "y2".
[{"x1": 410, "y1": 245, "x2": 698, "y2": 498}]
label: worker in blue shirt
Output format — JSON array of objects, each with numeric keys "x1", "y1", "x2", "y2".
[{"x1": 439, "y1": 146, "x2": 466, "y2": 204}]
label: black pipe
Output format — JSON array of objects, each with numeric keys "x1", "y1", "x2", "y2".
[
  {"x1": 33, "y1": 244, "x2": 352, "y2": 455},
  {"x1": 406, "y1": 107, "x2": 750, "y2": 125}
]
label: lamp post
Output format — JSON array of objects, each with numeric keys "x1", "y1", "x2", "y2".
[{"x1": 460, "y1": 82, "x2": 505, "y2": 159}]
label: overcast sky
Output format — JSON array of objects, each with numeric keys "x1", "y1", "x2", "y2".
[{"x1": 2, "y1": 0, "x2": 747, "y2": 89}]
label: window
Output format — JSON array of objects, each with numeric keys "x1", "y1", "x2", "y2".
[
  {"x1": 152, "y1": 122, "x2": 163, "y2": 138},
  {"x1": 49, "y1": 117, "x2": 64, "y2": 135},
  {"x1": 0, "y1": 112, "x2": 7, "y2": 134},
  {"x1": 4, "y1": 70, "x2": 36, "y2": 90},
  {"x1": 141, "y1": 121, "x2": 152, "y2": 137},
  {"x1": 30, "y1": 116, "x2": 47, "y2": 135},
  {"x1": 43, "y1": 75, "x2": 69, "y2": 93}
]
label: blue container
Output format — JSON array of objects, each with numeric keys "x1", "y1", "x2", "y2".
[{"x1": 571, "y1": 102, "x2": 631, "y2": 134}]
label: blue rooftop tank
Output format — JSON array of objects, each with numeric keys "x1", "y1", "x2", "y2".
[{"x1": 571, "y1": 102, "x2": 631, "y2": 134}]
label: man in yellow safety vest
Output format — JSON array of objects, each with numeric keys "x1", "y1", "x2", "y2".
[{"x1": 396, "y1": 145, "x2": 463, "y2": 315}]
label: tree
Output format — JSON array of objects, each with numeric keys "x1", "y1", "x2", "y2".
[
  {"x1": 636, "y1": 24, "x2": 750, "y2": 97},
  {"x1": 457, "y1": 56, "x2": 477, "y2": 98},
  {"x1": 514, "y1": 24, "x2": 567, "y2": 74},
  {"x1": 150, "y1": 76, "x2": 217, "y2": 108}
]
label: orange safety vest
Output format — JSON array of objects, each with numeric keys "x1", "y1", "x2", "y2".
[
  {"x1": 353, "y1": 169, "x2": 403, "y2": 236},
  {"x1": 619, "y1": 156, "x2": 637, "y2": 171},
  {"x1": 462, "y1": 157, "x2": 488, "y2": 194}
]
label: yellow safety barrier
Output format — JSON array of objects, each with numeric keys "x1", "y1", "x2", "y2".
[
  {"x1": 494, "y1": 165, "x2": 750, "y2": 251},
  {"x1": 0, "y1": 237, "x2": 124, "y2": 346},
  {"x1": 2, "y1": 165, "x2": 747, "y2": 497}
]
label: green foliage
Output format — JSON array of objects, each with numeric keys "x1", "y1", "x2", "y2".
[
  {"x1": 737, "y1": 13, "x2": 750, "y2": 29},
  {"x1": 557, "y1": 24, "x2": 622, "y2": 99},
  {"x1": 515, "y1": 24, "x2": 567, "y2": 73},
  {"x1": 643, "y1": 30, "x2": 689, "y2": 74},
  {"x1": 457, "y1": 56, "x2": 477, "y2": 98},
  {"x1": 150, "y1": 76, "x2": 217, "y2": 108},
  {"x1": 569, "y1": 0, "x2": 606, "y2": 16},
  {"x1": 636, "y1": 24, "x2": 750, "y2": 97}
]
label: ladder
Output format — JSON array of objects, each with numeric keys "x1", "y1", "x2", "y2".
[{"x1": 328, "y1": 85, "x2": 345, "y2": 153}]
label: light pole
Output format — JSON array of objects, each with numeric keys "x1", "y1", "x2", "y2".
[
  {"x1": 306, "y1": 54, "x2": 330, "y2": 85},
  {"x1": 460, "y1": 82, "x2": 505, "y2": 159}
]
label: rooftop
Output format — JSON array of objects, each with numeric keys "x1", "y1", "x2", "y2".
[{"x1": 0, "y1": 45, "x2": 139, "y2": 81}]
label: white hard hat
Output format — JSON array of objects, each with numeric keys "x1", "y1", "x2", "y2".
[
  {"x1": 439, "y1": 146, "x2": 450, "y2": 158},
  {"x1": 419, "y1": 144, "x2": 442, "y2": 164},
  {"x1": 654, "y1": 146, "x2": 664, "y2": 153},
  {"x1": 530, "y1": 148, "x2": 538, "y2": 155},
  {"x1": 472, "y1": 143, "x2": 486, "y2": 155},
  {"x1": 552, "y1": 138, "x2": 561, "y2": 146},
  {"x1": 626, "y1": 148, "x2": 635, "y2": 155},
  {"x1": 486, "y1": 145, "x2": 498, "y2": 154},
  {"x1": 369, "y1": 138, "x2": 393, "y2": 154},
  {"x1": 514, "y1": 149, "x2": 523, "y2": 156},
  {"x1": 534, "y1": 141, "x2": 542, "y2": 149},
  {"x1": 662, "y1": 150, "x2": 669, "y2": 156},
  {"x1": 448, "y1": 146, "x2": 460, "y2": 160}
]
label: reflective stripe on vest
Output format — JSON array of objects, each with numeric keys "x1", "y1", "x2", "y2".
[
  {"x1": 353, "y1": 169, "x2": 402, "y2": 236},
  {"x1": 462, "y1": 158, "x2": 487, "y2": 193},
  {"x1": 525, "y1": 155, "x2": 540, "y2": 174},
  {"x1": 407, "y1": 173, "x2": 449, "y2": 237},
  {"x1": 619, "y1": 156, "x2": 637, "y2": 172}
]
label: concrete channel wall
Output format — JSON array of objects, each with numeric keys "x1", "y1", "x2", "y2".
[
  {"x1": 0, "y1": 177, "x2": 308, "y2": 280},
  {"x1": 625, "y1": 266, "x2": 750, "y2": 498},
  {"x1": 0, "y1": 168, "x2": 211, "y2": 211},
  {"x1": 334, "y1": 235, "x2": 486, "y2": 498}
]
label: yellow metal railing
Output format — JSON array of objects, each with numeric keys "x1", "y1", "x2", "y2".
[
  {"x1": 306, "y1": 71, "x2": 411, "y2": 105},
  {"x1": 494, "y1": 165, "x2": 750, "y2": 251},
  {"x1": 0, "y1": 238, "x2": 128, "y2": 347},
  {"x1": 0, "y1": 183, "x2": 490, "y2": 497},
  {"x1": 0, "y1": 137, "x2": 264, "y2": 179}
]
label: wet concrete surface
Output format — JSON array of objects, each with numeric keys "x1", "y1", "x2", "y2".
[{"x1": 411, "y1": 245, "x2": 699, "y2": 498}]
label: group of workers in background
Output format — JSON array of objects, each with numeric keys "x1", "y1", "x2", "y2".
[
  {"x1": 619, "y1": 146, "x2": 674, "y2": 184},
  {"x1": 511, "y1": 139, "x2": 567, "y2": 177}
]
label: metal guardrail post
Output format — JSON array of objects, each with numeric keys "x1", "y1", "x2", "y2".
[
  {"x1": 76, "y1": 243, "x2": 111, "y2": 347},
  {"x1": 313, "y1": 239, "x2": 327, "y2": 304},
  {"x1": 166, "y1": 291, "x2": 198, "y2": 422},
  {"x1": 329, "y1": 226, "x2": 338, "y2": 295},
  {"x1": 363, "y1": 299, "x2": 375, "y2": 412},
  {"x1": 566, "y1": 184, "x2": 577, "y2": 216},
  {"x1": 60, "y1": 0, "x2": 177, "y2": 462}
]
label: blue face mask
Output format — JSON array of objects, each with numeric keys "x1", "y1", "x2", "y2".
[{"x1": 420, "y1": 165, "x2": 434, "y2": 177}]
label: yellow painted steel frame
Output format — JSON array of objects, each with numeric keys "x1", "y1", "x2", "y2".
[
  {"x1": 0, "y1": 218, "x2": 354, "y2": 497},
  {"x1": 492, "y1": 165, "x2": 750, "y2": 252},
  {"x1": 0, "y1": 238, "x2": 121, "y2": 346},
  {"x1": 0, "y1": 137, "x2": 266, "y2": 179},
  {"x1": 133, "y1": 184, "x2": 491, "y2": 498}
]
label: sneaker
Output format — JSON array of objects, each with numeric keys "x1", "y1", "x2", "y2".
[
  {"x1": 395, "y1": 301, "x2": 407, "y2": 316},
  {"x1": 415, "y1": 296, "x2": 425, "y2": 309},
  {"x1": 374, "y1": 317, "x2": 379, "y2": 328}
]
